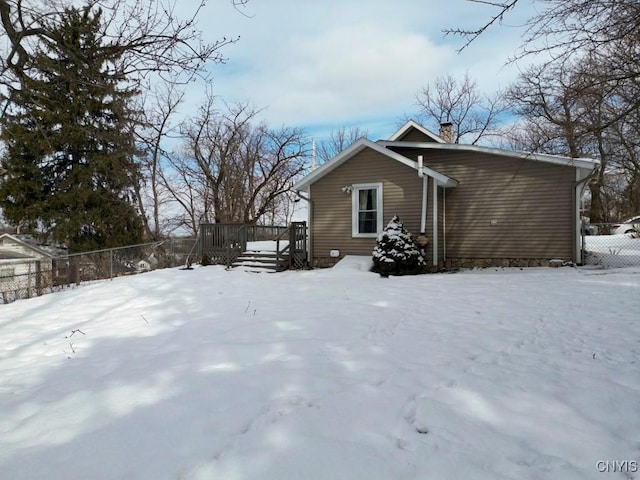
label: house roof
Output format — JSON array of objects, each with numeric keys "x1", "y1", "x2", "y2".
[
  {"x1": 0, "y1": 233, "x2": 63, "y2": 258},
  {"x1": 388, "y1": 120, "x2": 445, "y2": 143},
  {"x1": 293, "y1": 138, "x2": 458, "y2": 191},
  {"x1": 377, "y1": 140, "x2": 599, "y2": 172},
  {"x1": 294, "y1": 120, "x2": 600, "y2": 192}
]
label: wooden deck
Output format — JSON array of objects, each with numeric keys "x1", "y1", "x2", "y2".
[{"x1": 197, "y1": 222, "x2": 308, "y2": 270}]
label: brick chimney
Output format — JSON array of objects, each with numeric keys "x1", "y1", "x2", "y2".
[{"x1": 439, "y1": 122, "x2": 454, "y2": 143}]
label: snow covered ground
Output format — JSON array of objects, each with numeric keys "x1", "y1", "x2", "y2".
[
  {"x1": 1, "y1": 258, "x2": 639, "y2": 480},
  {"x1": 584, "y1": 234, "x2": 640, "y2": 267}
]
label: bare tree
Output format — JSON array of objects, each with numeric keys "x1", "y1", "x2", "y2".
[
  {"x1": 316, "y1": 126, "x2": 368, "y2": 164},
  {"x1": 0, "y1": 0, "x2": 241, "y2": 114},
  {"x1": 415, "y1": 73, "x2": 510, "y2": 145},
  {"x1": 173, "y1": 96, "x2": 309, "y2": 227},
  {"x1": 507, "y1": 58, "x2": 640, "y2": 222},
  {"x1": 445, "y1": 0, "x2": 639, "y2": 62},
  {"x1": 160, "y1": 145, "x2": 211, "y2": 235},
  {"x1": 447, "y1": 0, "x2": 640, "y2": 220},
  {"x1": 134, "y1": 82, "x2": 185, "y2": 239}
]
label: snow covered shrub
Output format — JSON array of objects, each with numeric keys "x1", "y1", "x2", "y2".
[{"x1": 372, "y1": 216, "x2": 426, "y2": 276}]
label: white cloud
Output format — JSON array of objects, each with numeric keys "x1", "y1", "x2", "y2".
[
  {"x1": 236, "y1": 22, "x2": 454, "y2": 126},
  {"x1": 190, "y1": 0, "x2": 537, "y2": 139}
]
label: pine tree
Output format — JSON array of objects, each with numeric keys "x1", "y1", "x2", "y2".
[
  {"x1": 372, "y1": 216, "x2": 426, "y2": 276},
  {"x1": 0, "y1": 6, "x2": 143, "y2": 252}
]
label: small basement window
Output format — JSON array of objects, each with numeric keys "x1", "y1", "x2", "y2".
[{"x1": 352, "y1": 183, "x2": 383, "y2": 237}]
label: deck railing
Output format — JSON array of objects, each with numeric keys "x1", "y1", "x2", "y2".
[
  {"x1": 197, "y1": 224, "x2": 248, "y2": 267},
  {"x1": 287, "y1": 221, "x2": 308, "y2": 269},
  {"x1": 198, "y1": 222, "x2": 308, "y2": 270}
]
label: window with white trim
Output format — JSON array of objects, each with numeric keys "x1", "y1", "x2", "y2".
[{"x1": 352, "y1": 183, "x2": 383, "y2": 237}]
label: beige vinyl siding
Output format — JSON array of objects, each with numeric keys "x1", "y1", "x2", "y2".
[
  {"x1": 311, "y1": 148, "x2": 422, "y2": 258},
  {"x1": 396, "y1": 128, "x2": 439, "y2": 143},
  {"x1": 392, "y1": 148, "x2": 575, "y2": 259}
]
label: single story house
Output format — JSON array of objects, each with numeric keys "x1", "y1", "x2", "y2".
[
  {"x1": 293, "y1": 121, "x2": 599, "y2": 269},
  {"x1": 0, "y1": 233, "x2": 66, "y2": 299},
  {"x1": 135, "y1": 255, "x2": 159, "y2": 272}
]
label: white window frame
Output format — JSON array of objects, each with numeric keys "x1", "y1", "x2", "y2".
[{"x1": 351, "y1": 182, "x2": 383, "y2": 238}]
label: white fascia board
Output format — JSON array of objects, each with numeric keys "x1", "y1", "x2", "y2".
[
  {"x1": 293, "y1": 138, "x2": 370, "y2": 191},
  {"x1": 0, "y1": 233, "x2": 53, "y2": 258},
  {"x1": 577, "y1": 165, "x2": 598, "y2": 182},
  {"x1": 388, "y1": 120, "x2": 445, "y2": 143},
  {"x1": 293, "y1": 138, "x2": 458, "y2": 191},
  {"x1": 378, "y1": 141, "x2": 600, "y2": 171}
]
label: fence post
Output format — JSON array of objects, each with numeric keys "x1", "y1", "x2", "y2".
[
  {"x1": 27, "y1": 261, "x2": 32, "y2": 298},
  {"x1": 110, "y1": 249, "x2": 113, "y2": 280},
  {"x1": 302, "y1": 221, "x2": 308, "y2": 267},
  {"x1": 289, "y1": 224, "x2": 295, "y2": 269},
  {"x1": 35, "y1": 260, "x2": 42, "y2": 296},
  {"x1": 169, "y1": 237, "x2": 174, "y2": 268},
  {"x1": 581, "y1": 222, "x2": 585, "y2": 265}
]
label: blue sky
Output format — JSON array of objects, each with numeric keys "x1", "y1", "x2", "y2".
[{"x1": 186, "y1": 0, "x2": 537, "y2": 143}]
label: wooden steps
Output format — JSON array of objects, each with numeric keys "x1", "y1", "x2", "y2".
[{"x1": 231, "y1": 251, "x2": 289, "y2": 273}]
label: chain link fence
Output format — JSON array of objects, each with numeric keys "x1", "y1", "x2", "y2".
[
  {"x1": 582, "y1": 222, "x2": 640, "y2": 268},
  {"x1": 0, "y1": 237, "x2": 197, "y2": 304}
]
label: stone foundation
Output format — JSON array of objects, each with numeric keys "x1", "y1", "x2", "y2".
[
  {"x1": 444, "y1": 258, "x2": 571, "y2": 270},
  {"x1": 311, "y1": 256, "x2": 572, "y2": 270},
  {"x1": 312, "y1": 256, "x2": 342, "y2": 268}
]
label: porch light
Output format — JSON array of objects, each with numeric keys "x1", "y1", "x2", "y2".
[{"x1": 341, "y1": 185, "x2": 353, "y2": 193}]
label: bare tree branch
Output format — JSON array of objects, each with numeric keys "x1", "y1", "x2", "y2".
[
  {"x1": 174, "y1": 96, "x2": 309, "y2": 225},
  {"x1": 0, "y1": 0, "x2": 240, "y2": 114},
  {"x1": 316, "y1": 126, "x2": 368, "y2": 164},
  {"x1": 415, "y1": 72, "x2": 510, "y2": 145},
  {"x1": 443, "y1": 0, "x2": 519, "y2": 52}
]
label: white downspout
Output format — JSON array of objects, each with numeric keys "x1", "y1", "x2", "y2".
[
  {"x1": 432, "y1": 178, "x2": 438, "y2": 266},
  {"x1": 418, "y1": 156, "x2": 427, "y2": 234},
  {"x1": 575, "y1": 170, "x2": 582, "y2": 264},
  {"x1": 574, "y1": 166, "x2": 597, "y2": 264},
  {"x1": 442, "y1": 188, "x2": 446, "y2": 261}
]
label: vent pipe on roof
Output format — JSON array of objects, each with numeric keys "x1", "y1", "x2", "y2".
[{"x1": 439, "y1": 122, "x2": 454, "y2": 143}]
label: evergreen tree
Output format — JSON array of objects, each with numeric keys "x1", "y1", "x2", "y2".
[
  {"x1": 372, "y1": 216, "x2": 426, "y2": 276},
  {"x1": 0, "y1": 6, "x2": 143, "y2": 252}
]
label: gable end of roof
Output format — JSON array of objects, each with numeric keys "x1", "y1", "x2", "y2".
[
  {"x1": 292, "y1": 138, "x2": 457, "y2": 190},
  {"x1": 388, "y1": 120, "x2": 444, "y2": 143}
]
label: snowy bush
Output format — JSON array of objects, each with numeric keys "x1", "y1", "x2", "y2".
[{"x1": 372, "y1": 216, "x2": 426, "y2": 276}]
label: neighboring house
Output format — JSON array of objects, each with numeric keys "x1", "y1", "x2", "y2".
[
  {"x1": 0, "y1": 233, "x2": 66, "y2": 299},
  {"x1": 293, "y1": 120, "x2": 599, "y2": 269},
  {"x1": 135, "y1": 255, "x2": 159, "y2": 272}
]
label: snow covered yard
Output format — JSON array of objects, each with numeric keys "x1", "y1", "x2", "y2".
[
  {"x1": 1, "y1": 259, "x2": 639, "y2": 480},
  {"x1": 584, "y1": 234, "x2": 640, "y2": 268}
]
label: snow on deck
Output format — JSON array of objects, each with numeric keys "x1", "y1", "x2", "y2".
[{"x1": 246, "y1": 240, "x2": 288, "y2": 252}]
